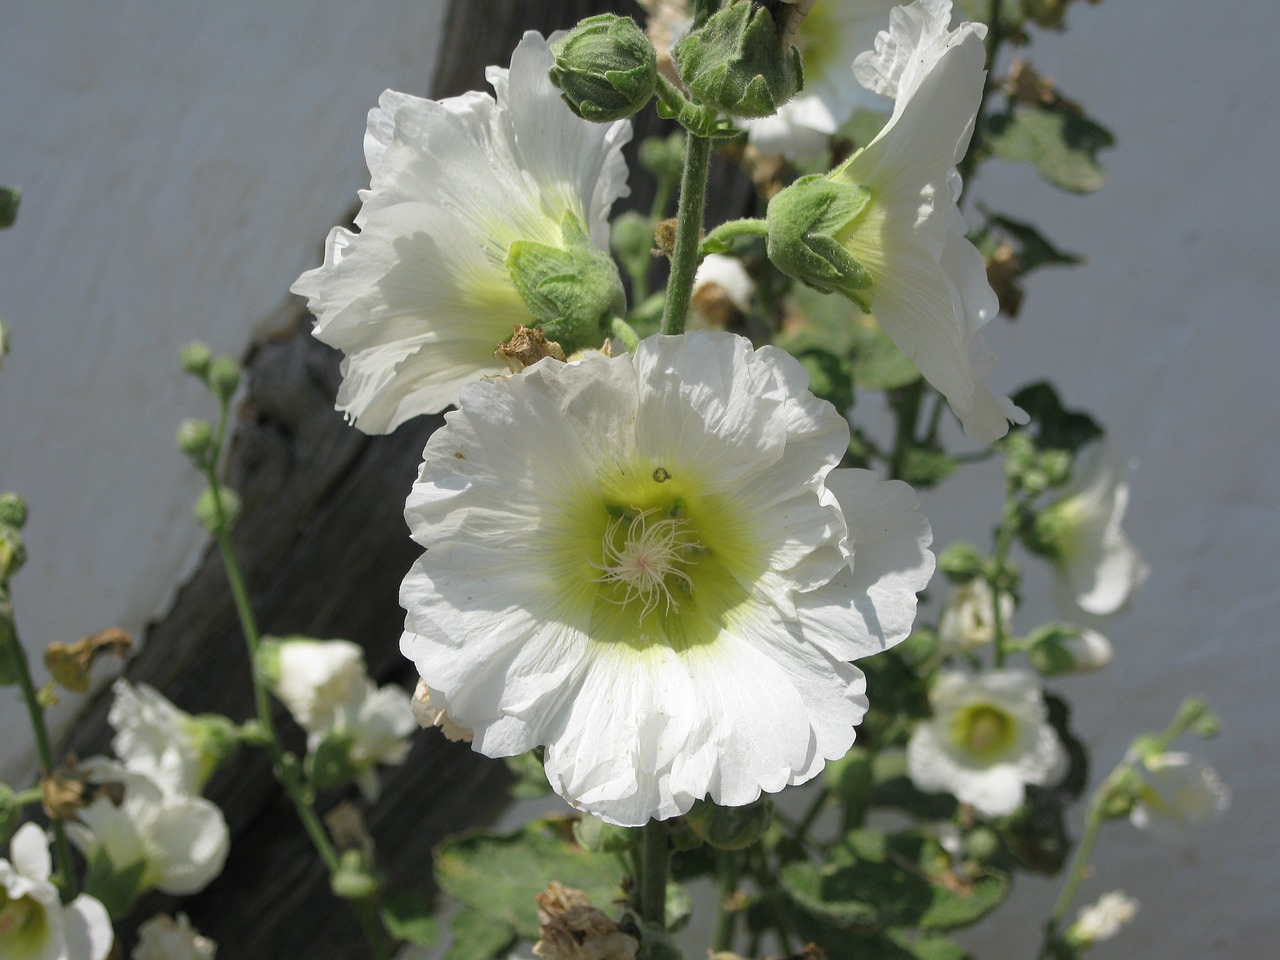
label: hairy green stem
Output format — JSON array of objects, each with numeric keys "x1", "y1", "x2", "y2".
[
  {"x1": 701, "y1": 217, "x2": 769, "y2": 255},
  {"x1": 1039, "y1": 789, "x2": 1108, "y2": 957},
  {"x1": 888, "y1": 381, "x2": 925, "y2": 480},
  {"x1": 610, "y1": 317, "x2": 641, "y2": 354},
  {"x1": 713, "y1": 849, "x2": 739, "y2": 951},
  {"x1": 4, "y1": 620, "x2": 77, "y2": 898},
  {"x1": 638, "y1": 820, "x2": 670, "y2": 928},
  {"x1": 989, "y1": 497, "x2": 1020, "y2": 668},
  {"x1": 660, "y1": 132, "x2": 713, "y2": 336}
]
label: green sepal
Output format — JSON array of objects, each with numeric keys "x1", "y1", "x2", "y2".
[
  {"x1": 506, "y1": 213, "x2": 626, "y2": 355},
  {"x1": 672, "y1": 1, "x2": 802, "y2": 118},
  {"x1": 549, "y1": 14, "x2": 658, "y2": 123},
  {"x1": 573, "y1": 812, "x2": 641, "y2": 853},
  {"x1": 682, "y1": 798, "x2": 772, "y2": 851},
  {"x1": 84, "y1": 846, "x2": 151, "y2": 919},
  {"x1": 767, "y1": 175, "x2": 874, "y2": 305}
]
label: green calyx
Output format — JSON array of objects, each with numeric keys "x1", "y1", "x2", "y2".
[
  {"x1": 550, "y1": 14, "x2": 658, "y2": 123},
  {"x1": 506, "y1": 213, "x2": 626, "y2": 355},
  {"x1": 683, "y1": 798, "x2": 772, "y2": 851},
  {"x1": 766, "y1": 174, "x2": 875, "y2": 307},
  {"x1": 673, "y1": 0, "x2": 803, "y2": 118}
]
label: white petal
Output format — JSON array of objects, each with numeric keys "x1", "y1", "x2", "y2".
[
  {"x1": 63, "y1": 895, "x2": 114, "y2": 960},
  {"x1": 147, "y1": 797, "x2": 230, "y2": 895},
  {"x1": 10, "y1": 822, "x2": 52, "y2": 884}
]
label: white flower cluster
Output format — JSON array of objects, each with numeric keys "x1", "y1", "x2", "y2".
[{"x1": 266, "y1": 638, "x2": 415, "y2": 801}]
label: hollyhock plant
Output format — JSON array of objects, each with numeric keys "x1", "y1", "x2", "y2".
[
  {"x1": 766, "y1": 0, "x2": 1025, "y2": 443},
  {"x1": 744, "y1": 0, "x2": 898, "y2": 161},
  {"x1": 261, "y1": 637, "x2": 367, "y2": 733},
  {"x1": 0, "y1": 824, "x2": 113, "y2": 960},
  {"x1": 1129, "y1": 751, "x2": 1230, "y2": 840},
  {"x1": 291, "y1": 31, "x2": 631, "y2": 433},
  {"x1": 400, "y1": 332, "x2": 934, "y2": 826},
  {"x1": 907, "y1": 669, "x2": 1067, "y2": 816}
]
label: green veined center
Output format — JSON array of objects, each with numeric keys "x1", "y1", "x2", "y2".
[
  {"x1": 0, "y1": 893, "x2": 48, "y2": 949},
  {"x1": 950, "y1": 704, "x2": 1018, "y2": 763},
  {"x1": 592, "y1": 507, "x2": 701, "y2": 618}
]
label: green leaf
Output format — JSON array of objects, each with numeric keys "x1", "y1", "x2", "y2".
[
  {"x1": 983, "y1": 211, "x2": 1084, "y2": 274},
  {"x1": 84, "y1": 847, "x2": 150, "y2": 919},
  {"x1": 435, "y1": 819, "x2": 627, "y2": 939},
  {"x1": 918, "y1": 868, "x2": 1011, "y2": 930},
  {"x1": 1010, "y1": 382, "x2": 1104, "y2": 454},
  {"x1": 444, "y1": 909, "x2": 517, "y2": 960},
  {"x1": 382, "y1": 892, "x2": 440, "y2": 948},
  {"x1": 505, "y1": 750, "x2": 553, "y2": 799},
  {"x1": 985, "y1": 104, "x2": 1114, "y2": 193},
  {"x1": 899, "y1": 932, "x2": 974, "y2": 960},
  {"x1": 782, "y1": 856, "x2": 931, "y2": 929},
  {"x1": 898, "y1": 446, "x2": 960, "y2": 489},
  {"x1": 0, "y1": 188, "x2": 18, "y2": 229},
  {"x1": 998, "y1": 786, "x2": 1070, "y2": 875}
]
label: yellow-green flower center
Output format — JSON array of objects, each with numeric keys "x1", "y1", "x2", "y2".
[
  {"x1": 553, "y1": 463, "x2": 768, "y2": 653},
  {"x1": 0, "y1": 893, "x2": 48, "y2": 951},
  {"x1": 950, "y1": 704, "x2": 1018, "y2": 763}
]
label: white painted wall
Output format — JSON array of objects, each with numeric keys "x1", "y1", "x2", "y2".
[{"x1": 0, "y1": 1, "x2": 1274, "y2": 956}]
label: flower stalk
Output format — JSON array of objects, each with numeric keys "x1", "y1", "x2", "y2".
[
  {"x1": 660, "y1": 131, "x2": 714, "y2": 335},
  {"x1": 638, "y1": 820, "x2": 670, "y2": 928}
]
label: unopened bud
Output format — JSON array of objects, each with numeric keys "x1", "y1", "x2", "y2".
[
  {"x1": 0, "y1": 527, "x2": 26, "y2": 582},
  {"x1": 0, "y1": 493, "x2": 28, "y2": 530},
  {"x1": 550, "y1": 14, "x2": 658, "y2": 122},
  {"x1": 938, "y1": 542, "x2": 984, "y2": 583},
  {"x1": 195, "y1": 486, "x2": 240, "y2": 534},
  {"x1": 639, "y1": 131, "x2": 686, "y2": 184},
  {"x1": 506, "y1": 213, "x2": 625, "y2": 355},
  {"x1": 178, "y1": 341, "x2": 213, "y2": 379},
  {"x1": 176, "y1": 418, "x2": 215, "y2": 463},
  {"x1": 766, "y1": 174, "x2": 874, "y2": 306},
  {"x1": 206, "y1": 356, "x2": 242, "y2": 400},
  {"x1": 1026, "y1": 625, "x2": 1112, "y2": 675},
  {"x1": 672, "y1": 0, "x2": 803, "y2": 118},
  {"x1": 331, "y1": 849, "x2": 379, "y2": 901}
]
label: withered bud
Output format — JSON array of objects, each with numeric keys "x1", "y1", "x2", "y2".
[
  {"x1": 41, "y1": 762, "x2": 125, "y2": 820},
  {"x1": 653, "y1": 218, "x2": 678, "y2": 258},
  {"x1": 44, "y1": 627, "x2": 134, "y2": 693},
  {"x1": 411, "y1": 678, "x2": 473, "y2": 743},
  {"x1": 325, "y1": 801, "x2": 376, "y2": 862},
  {"x1": 533, "y1": 882, "x2": 639, "y2": 960},
  {"x1": 497, "y1": 326, "x2": 568, "y2": 374}
]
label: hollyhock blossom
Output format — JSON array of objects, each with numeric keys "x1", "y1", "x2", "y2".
[
  {"x1": 109, "y1": 681, "x2": 234, "y2": 796},
  {"x1": 1034, "y1": 446, "x2": 1149, "y2": 615},
  {"x1": 0, "y1": 823, "x2": 113, "y2": 960},
  {"x1": 400, "y1": 332, "x2": 934, "y2": 826},
  {"x1": 1129, "y1": 752, "x2": 1230, "y2": 840},
  {"x1": 767, "y1": 0, "x2": 1025, "y2": 443},
  {"x1": 68, "y1": 761, "x2": 230, "y2": 899},
  {"x1": 907, "y1": 669, "x2": 1066, "y2": 816},
  {"x1": 291, "y1": 32, "x2": 630, "y2": 433},
  {"x1": 264, "y1": 637, "x2": 367, "y2": 733},
  {"x1": 937, "y1": 577, "x2": 1012, "y2": 653},
  {"x1": 1068, "y1": 891, "x2": 1138, "y2": 946},
  {"x1": 133, "y1": 914, "x2": 216, "y2": 960},
  {"x1": 325, "y1": 681, "x2": 416, "y2": 801},
  {"x1": 744, "y1": 0, "x2": 898, "y2": 161}
]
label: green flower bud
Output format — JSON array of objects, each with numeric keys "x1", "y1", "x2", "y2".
[
  {"x1": 1038, "y1": 449, "x2": 1073, "y2": 488},
  {"x1": 639, "y1": 131, "x2": 687, "y2": 184},
  {"x1": 611, "y1": 211, "x2": 655, "y2": 268},
  {"x1": 1025, "y1": 624, "x2": 1112, "y2": 676},
  {"x1": 938, "y1": 541, "x2": 985, "y2": 583},
  {"x1": 682, "y1": 798, "x2": 772, "y2": 851},
  {"x1": 506, "y1": 213, "x2": 626, "y2": 355},
  {"x1": 550, "y1": 14, "x2": 658, "y2": 123},
  {"x1": 331, "y1": 849, "x2": 379, "y2": 901},
  {"x1": 194, "y1": 486, "x2": 240, "y2": 535},
  {"x1": 178, "y1": 341, "x2": 213, "y2": 379},
  {"x1": 207, "y1": 356, "x2": 242, "y2": 400},
  {"x1": 309, "y1": 730, "x2": 359, "y2": 792},
  {"x1": 672, "y1": 0, "x2": 802, "y2": 119},
  {"x1": 0, "y1": 527, "x2": 26, "y2": 582},
  {"x1": 0, "y1": 493, "x2": 28, "y2": 530},
  {"x1": 963, "y1": 825, "x2": 1002, "y2": 864},
  {"x1": 765, "y1": 174, "x2": 874, "y2": 307},
  {"x1": 176, "y1": 418, "x2": 215, "y2": 463},
  {"x1": 574, "y1": 813, "x2": 641, "y2": 853}
]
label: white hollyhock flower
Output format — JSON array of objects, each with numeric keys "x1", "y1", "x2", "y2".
[
  {"x1": 907, "y1": 669, "x2": 1066, "y2": 817},
  {"x1": 1130, "y1": 752, "x2": 1230, "y2": 840},
  {"x1": 1068, "y1": 890, "x2": 1138, "y2": 946},
  {"x1": 768, "y1": 0, "x2": 1025, "y2": 443},
  {"x1": 1037, "y1": 446, "x2": 1149, "y2": 616},
  {"x1": 325, "y1": 681, "x2": 416, "y2": 802},
  {"x1": 0, "y1": 824, "x2": 113, "y2": 960},
  {"x1": 937, "y1": 577, "x2": 1012, "y2": 653},
  {"x1": 109, "y1": 681, "x2": 233, "y2": 796},
  {"x1": 69, "y1": 761, "x2": 230, "y2": 898},
  {"x1": 133, "y1": 914, "x2": 215, "y2": 960},
  {"x1": 266, "y1": 637, "x2": 367, "y2": 733},
  {"x1": 690, "y1": 254, "x2": 755, "y2": 330},
  {"x1": 400, "y1": 331, "x2": 934, "y2": 826},
  {"x1": 291, "y1": 32, "x2": 631, "y2": 433},
  {"x1": 744, "y1": 0, "x2": 898, "y2": 161}
]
